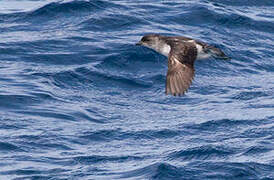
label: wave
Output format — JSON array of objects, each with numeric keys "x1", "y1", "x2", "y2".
[
  {"x1": 121, "y1": 162, "x2": 188, "y2": 179},
  {"x1": 120, "y1": 161, "x2": 273, "y2": 179},
  {"x1": 79, "y1": 129, "x2": 184, "y2": 143},
  {"x1": 168, "y1": 145, "x2": 234, "y2": 161},
  {"x1": 231, "y1": 90, "x2": 269, "y2": 101},
  {"x1": 1, "y1": 0, "x2": 273, "y2": 34},
  {"x1": 0, "y1": 94, "x2": 40, "y2": 109},
  {"x1": 209, "y1": 0, "x2": 274, "y2": 6},
  {"x1": 74, "y1": 155, "x2": 144, "y2": 165},
  {"x1": 53, "y1": 68, "x2": 151, "y2": 90},
  {"x1": 183, "y1": 118, "x2": 261, "y2": 132},
  {"x1": 0, "y1": 0, "x2": 119, "y2": 22},
  {"x1": 0, "y1": 141, "x2": 24, "y2": 152},
  {"x1": 242, "y1": 145, "x2": 272, "y2": 156},
  {"x1": 29, "y1": 0, "x2": 108, "y2": 16},
  {"x1": 164, "y1": 6, "x2": 274, "y2": 33},
  {"x1": 79, "y1": 13, "x2": 146, "y2": 31}
]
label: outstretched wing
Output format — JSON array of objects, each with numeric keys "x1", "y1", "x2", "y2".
[{"x1": 165, "y1": 41, "x2": 197, "y2": 96}]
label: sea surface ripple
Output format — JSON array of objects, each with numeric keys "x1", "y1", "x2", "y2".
[{"x1": 0, "y1": 0, "x2": 273, "y2": 179}]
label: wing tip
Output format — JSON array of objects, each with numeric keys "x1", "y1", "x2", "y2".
[
  {"x1": 165, "y1": 89, "x2": 186, "y2": 96},
  {"x1": 165, "y1": 71, "x2": 193, "y2": 97}
]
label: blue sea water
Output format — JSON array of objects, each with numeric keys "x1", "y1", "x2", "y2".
[{"x1": 0, "y1": 0, "x2": 274, "y2": 179}]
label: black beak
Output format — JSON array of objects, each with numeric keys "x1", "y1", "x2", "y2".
[{"x1": 136, "y1": 41, "x2": 142, "y2": 46}]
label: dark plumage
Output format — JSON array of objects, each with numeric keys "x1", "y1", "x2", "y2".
[
  {"x1": 166, "y1": 41, "x2": 196, "y2": 96},
  {"x1": 136, "y1": 34, "x2": 229, "y2": 96}
]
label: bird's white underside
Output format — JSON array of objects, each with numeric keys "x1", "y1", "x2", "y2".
[
  {"x1": 195, "y1": 43, "x2": 211, "y2": 60},
  {"x1": 188, "y1": 40, "x2": 210, "y2": 60},
  {"x1": 160, "y1": 44, "x2": 171, "y2": 57}
]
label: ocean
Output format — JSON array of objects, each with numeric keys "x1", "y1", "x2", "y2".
[{"x1": 0, "y1": 0, "x2": 273, "y2": 179}]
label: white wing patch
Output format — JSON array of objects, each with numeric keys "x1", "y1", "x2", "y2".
[
  {"x1": 195, "y1": 43, "x2": 203, "y2": 54},
  {"x1": 187, "y1": 40, "x2": 211, "y2": 60},
  {"x1": 160, "y1": 44, "x2": 171, "y2": 57},
  {"x1": 187, "y1": 40, "x2": 195, "y2": 43},
  {"x1": 195, "y1": 43, "x2": 210, "y2": 60}
]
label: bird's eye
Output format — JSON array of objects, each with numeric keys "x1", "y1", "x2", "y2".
[{"x1": 142, "y1": 37, "x2": 150, "y2": 42}]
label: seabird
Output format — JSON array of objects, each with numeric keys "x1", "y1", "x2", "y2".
[{"x1": 136, "y1": 34, "x2": 229, "y2": 96}]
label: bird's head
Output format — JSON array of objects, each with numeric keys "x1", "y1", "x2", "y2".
[{"x1": 136, "y1": 34, "x2": 161, "y2": 50}]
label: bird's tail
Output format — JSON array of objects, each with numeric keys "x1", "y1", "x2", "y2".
[{"x1": 206, "y1": 46, "x2": 230, "y2": 59}]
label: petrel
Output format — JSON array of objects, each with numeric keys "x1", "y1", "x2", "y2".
[{"x1": 136, "y1": 34, "x2": 229, "y2": 96}]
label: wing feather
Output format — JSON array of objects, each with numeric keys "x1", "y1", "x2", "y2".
[{"x1": 165, "y1": 42, "x2": 196, "y2": 96}]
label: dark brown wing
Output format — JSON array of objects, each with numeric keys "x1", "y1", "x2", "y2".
[
  {"x1": 166, "y1": 61, "x2": 195, "y2": 96},
  {"x1": 165, "y1": 41, "x2": 197, "y2": 96},
  {"x1": 164, "y1": 36, "x2": 193, "y2": 42}
]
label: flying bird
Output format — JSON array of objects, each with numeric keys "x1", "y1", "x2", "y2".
[{"x1": 136, "y1": 34, "x2": 229, "y2": 96}]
